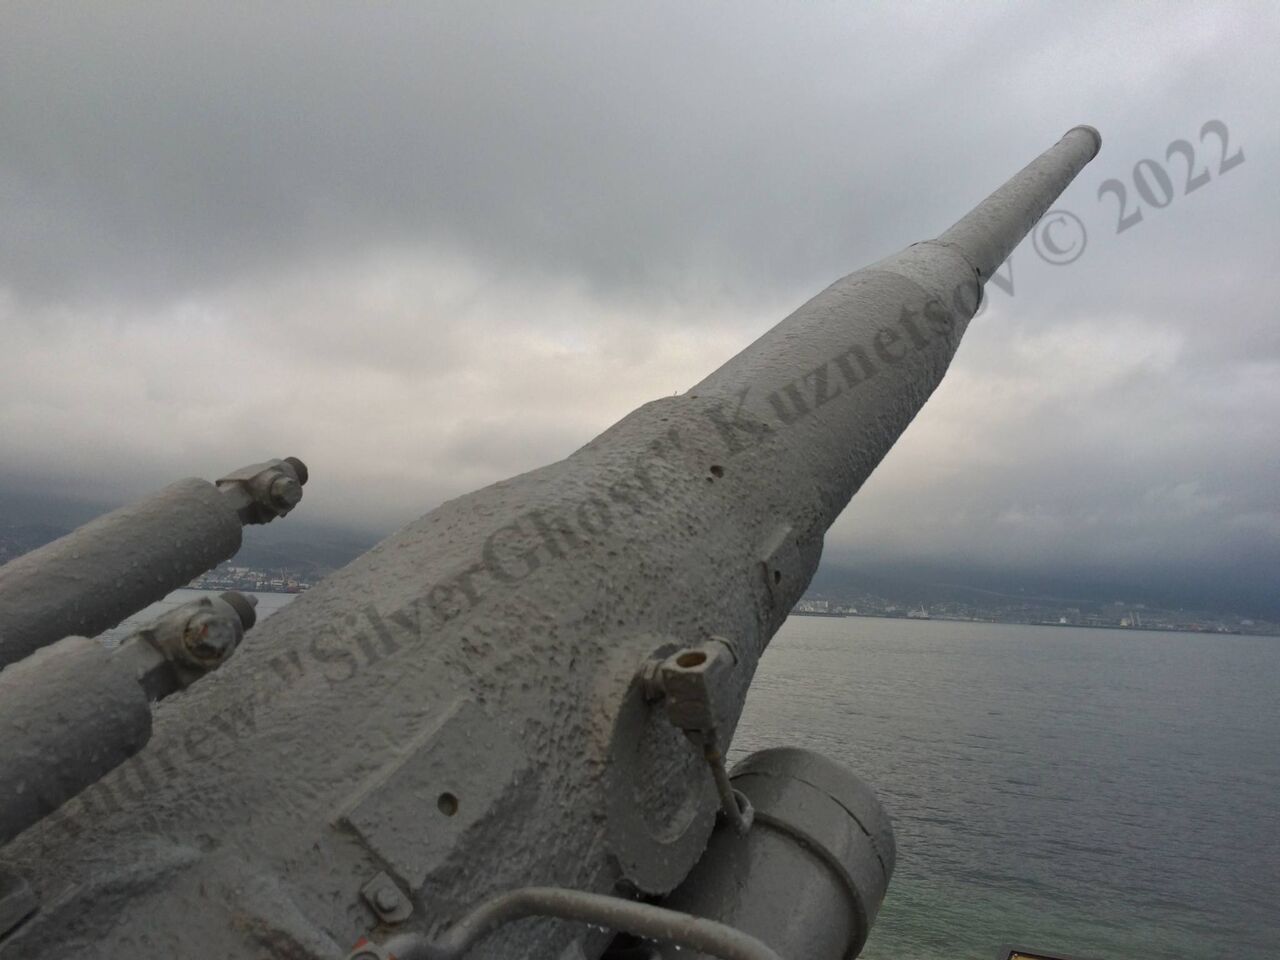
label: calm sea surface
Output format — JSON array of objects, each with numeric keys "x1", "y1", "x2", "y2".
[
  {"x1": 100, "y1": 595, "x2": 1277, "y2": 958},
  {"x1": 729, "y1": 616, "x2": 1280, "y2": 960}
]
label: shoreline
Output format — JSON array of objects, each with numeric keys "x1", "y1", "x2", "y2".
[{"x1": 790, "y1": 610, "x2": 1280, "y2": 638}]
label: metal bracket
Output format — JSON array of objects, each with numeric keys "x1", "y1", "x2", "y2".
[
  {"x1": 638, "y1": 639, "x2": 754, "y2": 834},
  {"x1": 216, "y1": 457, "x2": 308, "y2": 525},
  {"x1": 112, "y1": 592, "x2": 258, "y2": 700}
]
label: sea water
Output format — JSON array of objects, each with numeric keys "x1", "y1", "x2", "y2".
[{"x1": 731, "y1": 616, "x2": 1280, "y2": 960}]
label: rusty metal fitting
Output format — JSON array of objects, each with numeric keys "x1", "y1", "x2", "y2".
[
  {"x1": 180, "y1": 608, "x2": 241, "y2": 667},
  {"x1": 114, "y1": 592, "x2": 258, "y2": 698}
]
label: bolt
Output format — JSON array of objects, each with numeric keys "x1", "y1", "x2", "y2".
[
  {"x1": 284, "y1": 456, "x2": 309, "y2": 485},
  {"x1": 182, "y1": 612, "x2": 239, "y2": 665},
  {"x1": 374, "y1": 885, "x2": 401, "y2": 913},
  {"x1": 268, "y1": 475, "x2": 303, "y2": 511}
]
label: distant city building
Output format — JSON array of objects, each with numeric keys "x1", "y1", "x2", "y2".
[{"x1": 188, "y1": 562, "x2": 312, "y2": 595}]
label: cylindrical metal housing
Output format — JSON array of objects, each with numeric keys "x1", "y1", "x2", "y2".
[
  {"x1": 0, "y1": 478, "x2": 243, "y2": 669},
  {"x1": 0, "y1": 636, "x2": 153, "y2": 846},
  {"x1": 662, "y1": 748, "x2": 895, "y2": 960}
]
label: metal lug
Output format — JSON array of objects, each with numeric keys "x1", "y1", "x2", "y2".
[
  {"x1": 360, "y1": 871, "x2": 413, "y2": 925},
  {"x1": 216, "y1": 456, "x2": 309, "y2": 525}
]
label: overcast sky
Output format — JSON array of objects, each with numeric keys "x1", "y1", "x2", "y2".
[{"x1": 2, "y1": 2, "x2": 1276, "y2": 611}]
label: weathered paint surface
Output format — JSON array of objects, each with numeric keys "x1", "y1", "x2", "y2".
[
  {"x1": 0, "y1": 479, "x2": 243, "y2": 669},
  {"x1": 0, "y1": 127, "x2": 1099, "y2": 959}
]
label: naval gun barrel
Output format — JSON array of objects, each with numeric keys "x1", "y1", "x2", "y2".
[
  {"x1": 940, "y1": 124, "x2": 1100, "y2": 281},
  {"x1": 689, "y1": 124, "x2": 1100, "y2": 542},
  {"x1": 0, "y1": 128, "x2": 1099, "y2": 960}
]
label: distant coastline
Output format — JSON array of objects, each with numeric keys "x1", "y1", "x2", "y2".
[
  {"x1": 187, "y1": 564, "x2": 312, "y2": 596},
  {"x1": 187, "y1": 582, "x2": 308, "y2": 596},
  {"x1": 790, "y1": 608, "x2": 1277, "y2": 637}
]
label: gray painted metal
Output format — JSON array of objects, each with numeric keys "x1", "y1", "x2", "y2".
[
  {"x1": 349, "y1": 887, "x2": 784, "y2": 960},
  {"x1": 0, "y1": 458, "x2": 307, "y2": 670},
  {"x1": 662, "y1": 748, "x2": 896, "y2": 960},
  {"x1": 0, "y1": 636, "x2": 152, "y2": 848},
  {"x1": 123, "y1": 592, "x2": 259, "y2": 692},
  {"x1": 0, "y1": 478, "x2": 242, "y2": 669},
  {"x1": 938, "y1": 125, "x2": 1100, "y2": 282},
  {"x1": 643, "y1": 639, "x2": 757, "y2": 833},
  {"x1": 0, "y1": 128, "x2": 1098, "y2": 960},
  {"x1": 0, "y1": 868, "x2": 35, "y2": 940},
  {"x1": 0, "y1": 594, "x2": 258, "y2": 847}
]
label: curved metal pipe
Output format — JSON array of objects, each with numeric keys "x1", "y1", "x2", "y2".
[{"x1": 357, "y1": 887, "x2": 782, "y2": 960}]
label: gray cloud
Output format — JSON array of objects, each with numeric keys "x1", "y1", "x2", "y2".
[{"x1": 2, "y1": 2, "x2": 1277, "y2": 612}]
